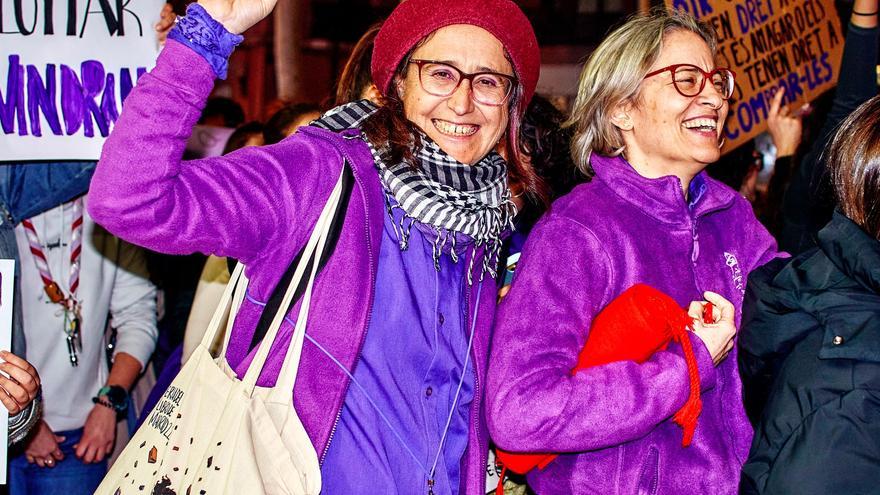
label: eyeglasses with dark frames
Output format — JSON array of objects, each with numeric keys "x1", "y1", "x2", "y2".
[
  {"x1": 408, "y1": 59, "x2": 517, "y2": 106},
  {"x1": 643, "y1": 64, "x2": 736, "y2": 100}
]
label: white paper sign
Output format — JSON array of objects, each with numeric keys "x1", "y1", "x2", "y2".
[
  {"x1": 0, "y1": 0, "x2": 164, "y2": 161},
  {"x1": 0, "y1": 259, "x2": 14, "y2": 482}
]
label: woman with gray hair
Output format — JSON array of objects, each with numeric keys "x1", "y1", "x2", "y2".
[{"x1": 488, "y1": 9, "x2": 779, "y2": 494}]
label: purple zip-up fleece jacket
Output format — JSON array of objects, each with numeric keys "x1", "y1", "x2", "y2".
[
  {"x1": 88, "y1": 40, "x2": 497, "y2": 494},
  {"x1": 487, "y1": 153, "x2": 780, "y2": 494}
]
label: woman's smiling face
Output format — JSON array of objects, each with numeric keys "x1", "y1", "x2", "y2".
[
  {"x1": 398, "y1": 24, "x2": 514, "y2": 165},
  {"x1": 621, "y1": 29, "x2": 729, "y2": 180}
]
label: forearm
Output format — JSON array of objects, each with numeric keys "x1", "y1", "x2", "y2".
[
  {"x1": 106, "y1": 352, "x2": 144, "y2": 391},
  {"x1": 489, "y1": 339, "x2": 716, "y2": 453},
  {"x1": 820, "y1": 18, "x2": 879, "y2": 143},
  {"x1": 851, "y1": 0, "x2": 878, "y2": 28},
  {"x1": 486, "y1": 217, "x2": 717, "y2": 453}
]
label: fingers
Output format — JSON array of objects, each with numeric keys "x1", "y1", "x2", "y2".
[
  {"x1": 0, "y1": 352, "x2": 40, "y2": 396},
  {"x1": 155, "y1": 3, "x2": 177, "y2": 46},
  {"x1": 0, "y1": 384, "x2": 23, "y2": 414},
  {"x1": 714, "y1": 336, "x2": 736, "y2": 365},
  {"x1": 74, "y1": 441, "x2": 86, "y2": 460},
  {"x1": 768, "y1": 89, "x2": 785, "y2": 118},
  {"x1": 0, "y1": 351, "x2": 39, "y2": 381},
  {"x1": 687, "y1": 301, "x2": 704, "y2": 321},
  {"x1": 0, "y1": 372, "x2": 35, "y2": 403},
  {"x1": 702, "y1": 291, "x2": 734, "y2": 321},
  {"x1": 75, "y1": 440, "x2": 104, "y2": 463}
]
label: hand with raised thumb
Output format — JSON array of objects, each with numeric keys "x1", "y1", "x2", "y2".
[{"x1": 687, "y1": 291, "x2": 737, "y2": 366}]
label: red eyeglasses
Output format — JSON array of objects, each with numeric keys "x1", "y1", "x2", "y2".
[{"x1": 644, "y1": 64, "x2": 736, "y2": 100}]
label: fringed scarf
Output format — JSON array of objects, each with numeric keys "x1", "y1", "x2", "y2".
[{"x1": 312, "y1": 100, "x2": 516, "y2": 283}]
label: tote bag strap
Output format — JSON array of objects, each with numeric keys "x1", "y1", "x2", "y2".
[
  {"x1": 242, "y1": 167, "x2": 345, "y2": 392},
  {"x1": 247, "y1": 165, "x2": 354, "y2": 352},
  {"x1": 198, "y1": 261, "x2": 246, "y2": 351},
  {"x1": 273, "y1": 179, "x2": 335, "y2": 395}
]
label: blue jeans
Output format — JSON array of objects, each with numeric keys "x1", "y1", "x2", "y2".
[{"x1": 9, "y1": 428, "x2": 107, "y2": 495}]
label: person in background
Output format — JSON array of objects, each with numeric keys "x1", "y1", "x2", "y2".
[
  {"x1": 498, "y1": 94, "x2": 588, "y2": 297},
  {"x1": 738, "y1": 93, "x2": 880, "y2": 495},
  {"x1": 0, "y1": 162, "x2": 96, "y2": 445},
  {"x1": 334, "y1": 22, "x2": 384, "y2": 106},
  {"x1": 488, "y1": 9, "x2": 779, "y2": 494},
  {"x1": 223, "y1": 121, "x2": 266, "y2": 154},
  {"x1": 89, "y1": 2, "x2": 542, "y2": 494},
  {"x1": 198, "y1": 97, "x2": 245, "y2": 129},
  {"x1": 10, "y1": 195, "x2": 158, "y2": 494},
  {"x1": 759, "y1": 89, "x2": 805, "y2": 235},
  {"x1": 263, "y1": 103, "x2": 323, "y2": 145},
  {"x1": 778, "y1": 0, "x2": 879, "y2": 254}
]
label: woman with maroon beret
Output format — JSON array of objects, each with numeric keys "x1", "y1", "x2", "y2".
[{"x1": 88, "y1": 0, "x2": 541, "y2": 492}]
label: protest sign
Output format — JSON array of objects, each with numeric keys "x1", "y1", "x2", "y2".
[
  {"x1": 665, "y1": 0, "x2": 844, "y2": 151},
  {"x1": 1, "y1": 0, "x2": 164, "y2": 161},
  {"x1": 0, "y1": 260, "x2": 13, "y2": 482}
]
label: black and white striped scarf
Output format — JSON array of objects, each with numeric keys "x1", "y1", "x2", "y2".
[{"x1": 312, "y1": 100, "x2": 515, "y2": 283}]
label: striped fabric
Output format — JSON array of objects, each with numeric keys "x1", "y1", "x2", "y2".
[{"x1": 313, "y1": 100, "x2": 515, "y2": 283}]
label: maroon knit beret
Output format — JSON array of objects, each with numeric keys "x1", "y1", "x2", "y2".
[{"x1": 371, "y1": 0, "x2": 541, "y2": 108}]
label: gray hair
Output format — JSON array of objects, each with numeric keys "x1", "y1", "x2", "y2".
[{"x1": 566, "y1": 8, "x2": 718, "y2": 173}]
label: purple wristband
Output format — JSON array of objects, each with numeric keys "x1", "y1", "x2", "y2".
[{"x1": 167, "y1": 3, "x2": 243, "y2": 79}]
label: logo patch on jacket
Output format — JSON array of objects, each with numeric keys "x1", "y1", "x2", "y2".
[{"x1": 724, "y1": 252, "x2": 744, "y2": 294}]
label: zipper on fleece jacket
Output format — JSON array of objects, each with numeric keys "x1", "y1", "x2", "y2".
[
  {"x1": 463, "y1": 268, "x2": 487, "y2": 495},
  {"x1": 319, "y1": 135, "x2": 378, "y2": 466},
  {"x1": 690, "y1": 215, "x2": 703, "y2": 295}
]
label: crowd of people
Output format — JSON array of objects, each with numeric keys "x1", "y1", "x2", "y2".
[{"x1": 1, "y1": 0, "x2": 878, "y2": 493}]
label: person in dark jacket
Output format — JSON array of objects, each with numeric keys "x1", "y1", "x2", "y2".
[
  {"x1": 777, "y1": 0, "x2": 878, "y2": 255},
  {"x1": 738, "y1": 94, "x2": 880, "y2": 495}
]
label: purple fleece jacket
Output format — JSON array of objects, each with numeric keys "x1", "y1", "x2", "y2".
[
  {"x1": 487, "y1": 153, "x2": 780, "y2": 494},
  {"x1": 88, "y1": 40, "x2": 497, "y2": 494}
]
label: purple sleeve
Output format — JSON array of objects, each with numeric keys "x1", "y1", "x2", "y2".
[
  {"x1": 486, "y1": 215, "x2": 717, "y2": 453},
  {"x1": 89, "y1": 40, "x2": 337, "y2": 289}
]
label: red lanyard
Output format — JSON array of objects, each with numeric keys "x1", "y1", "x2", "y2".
[{"x1": 20, "y1": 197, "x2": 85, "y2": 366}]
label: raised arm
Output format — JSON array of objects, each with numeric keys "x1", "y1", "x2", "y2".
[
  {"x1": 89, "y1": 2, "x2": 336, "y2": 266},
  {"x1": 779, "y1": 1, "x2": 879, "y2": 253},
  {"x1": 486, "y1": 216, "x2": 717, "y2": 453}
]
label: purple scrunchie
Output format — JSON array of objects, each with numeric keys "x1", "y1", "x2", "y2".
[{"x1": 168, "y1": 3, "x2": 243, "y2": 79}]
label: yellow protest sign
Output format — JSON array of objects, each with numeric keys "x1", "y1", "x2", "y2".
[{"x1": 665, "y1": 0, "x2": 844, "y2": 151}]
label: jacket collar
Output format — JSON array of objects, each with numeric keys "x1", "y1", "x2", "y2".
[
  {"x1": 817, "y1": 211, "x2": 880, "y2": 294},
  {"x1": 590, "y1": 153, "x2": 736, "y2": 226}
]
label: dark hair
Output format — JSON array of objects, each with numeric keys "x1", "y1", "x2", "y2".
[
  {"x1": 335, "y1": 23, "x2": 382, "y2": 106},
  {"x1": 828, "y1": 94, "x2": 880, "y2": 239},
  {"x1": 264, "y1": 103, "x2": 323, "y2": 145},
  {"x1": 199, "y1": 97, "x2": 245, "y2": 128},
  {"x1": 515, "y1": 95, "x2": 591, "y2": 227},
  {"x1": 222, "y1": 121, "x2": 265, "y2": 155},
  {"x1": 360, "y1": 42, "x2": 545, "y2": 201}
]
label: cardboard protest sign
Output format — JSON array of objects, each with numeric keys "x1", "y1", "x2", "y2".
[
  {"x1": 666, "y1": 0, "x2": 844, "y2": 151},
  {"x1": 1, "y1": 0, "x2": 164, "y2": 161}
]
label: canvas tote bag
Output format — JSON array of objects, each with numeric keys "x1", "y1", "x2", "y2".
[{"x1": 96, "y1": 169, "x2": 348, "y2": 495}]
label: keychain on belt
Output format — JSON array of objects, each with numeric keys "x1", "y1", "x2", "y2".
[{"x1": 20, "y1": 198, "x2": 85, "y2": 367}]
